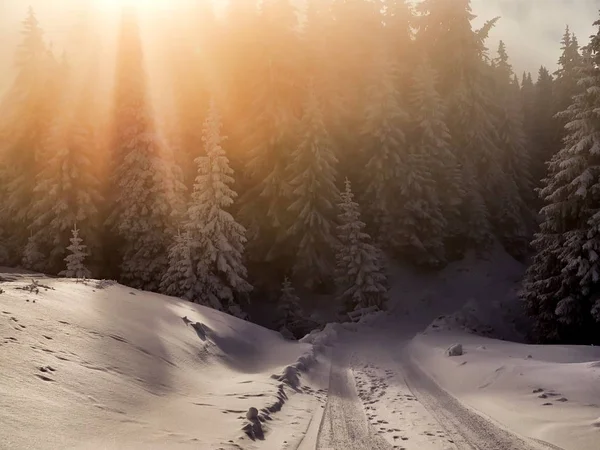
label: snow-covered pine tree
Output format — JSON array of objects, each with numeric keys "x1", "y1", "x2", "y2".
[
  {"x1": 277, "y1": 277, "x2": 302, "y2": 330},
  {"x1": 185, "y1": 100, "x2": 252, "y2": 315},
  {"x1": 285, "y1": 85, "x2": 339, "y2": 287},
  {"x1": 416, "y1": 0, "x2": 498, "y2": 251},
  {"x1": 336, "y1": 179, "x2": 388, "y2": 312},
  {"x1": 28, "y1": 57, "x2": 103, "y2": 274},
  {"x1": 522, "y1": 24, "x2": 600, "y2": 343},
  {"x1": 530, "y1": 66, "x2": 557, "y2": 183},
  {"x1": 21, "y1": 234, "x2": 44, "y2": 272},
  {"x1": 409, "y1": 57, "x2": 462, "y2": 264},
  {"x1": 160, "y1": 230, "x2": 198, "y2": 302},
  {"x1": 554, "y1": 26, "x2": 582, "y2": 119},
  {"x1": 491, "y1": 41, "x2": 534, "y2": 256},
  {"x1": 106, "y1": 9, "x2": 185, "y2": 290},
  {"x1": 0, "y1": 8, "x2": 56, "y2": 260},
  {"x1": 237, "y1": 0, "x2": 300, "y2": 265},
  {"x1": 360, "y1": 47, "x2": 410, "y2": 246},
  {"x1": 60, "y1": 224, "x2": 91, "y2": 279}
]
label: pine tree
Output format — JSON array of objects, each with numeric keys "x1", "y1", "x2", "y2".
[
  {"x1": 28, "y1": 57, "x2": 102, "y2": 273},
  {"x1": 492, "y1": 41, "x2": 534, "y2": 256},
  {"x1": 360, "y1": 49, "x2": 409, "y2": 244},
  {"x1": 21, "y1": 234, "x2": 44, "y2": 272},
  {"x1": 60, "y1": 224, "x2": 91, "y2": 279},
  {"x1": 162, "y1": 100, "x2": 252, "y2": 315},
  {"x1": 0, "y1": 8, "x2": 56, "y2": 259},
  {"x1": 416, "y1": 0, "x2": 500, "y2": 251},
  {"x1": 160, "y1": 230, "x2": 198, "y2": 302},
  {"x1": 409, "y1": 57, "x2": 462, "y2": 263},
  {"x1": 106, "y1": 9, "x2": 185, "y2": 290},
  {"x1": 237, "y1": 0, "x2": 300, "y2": 265},
  {"x1": 554, "y1": 26, "x2": 582, "y2": 117},
  {"x1": 336, "y1": 179, "x2": 388, "y2": 312},
  {"x1": 522, "y1": 23, "x2": 600, "y2": 343},
  {"x1": 277, "y1": 277, "x2": 302, "y2": 329},
  {"x1": 285, "y1": 85, "x2": 339, "y2": 287},
  {"x1": 530, "y1": 66, "x2": 557, "y2": 183}
]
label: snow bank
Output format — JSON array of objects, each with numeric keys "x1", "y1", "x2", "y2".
[
  {"x1": 409, "y1": 331, "x2": 600, "y2": 450},
  {"x1": 0, "y1": 273, "x2": 313, "y2": 449}
]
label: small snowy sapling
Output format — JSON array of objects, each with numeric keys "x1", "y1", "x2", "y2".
[{"x1": 60, "y1": 224, "x2": 91, "y2": 280}]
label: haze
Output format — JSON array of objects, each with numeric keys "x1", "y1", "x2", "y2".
[{"x1": 0, "y1": 0, "x2": 597, "y2": 96}]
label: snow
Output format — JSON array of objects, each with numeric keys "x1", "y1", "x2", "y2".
[
  {"x1": 409, "y1": 331, "x2": 600, "y2": 450},
  {"x1": 3, "y1": 243, "x2": 600, "y2": 449},
  {"x1": 0, "y1": 271, "x2": 321, "y2": 449}
]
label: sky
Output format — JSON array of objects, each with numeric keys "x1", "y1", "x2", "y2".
[{"x1": 0, "y1": 0, "x2": 598, "y2": 95}]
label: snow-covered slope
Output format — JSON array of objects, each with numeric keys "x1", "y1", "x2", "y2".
[
  {"x1": 409, "y1": 331, "x2": 600, "y2": 450},
  {"x1": 0, "y1": 272, "x2": 323, "y2": 450}
]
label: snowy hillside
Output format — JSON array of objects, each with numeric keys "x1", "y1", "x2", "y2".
[{"x1": 0, "y1": 271, "x2": 325, "y2": 450}]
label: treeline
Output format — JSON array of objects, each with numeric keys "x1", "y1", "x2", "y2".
[{"x1": 0, "y1": 1, "x2": 587, "y2": 331}]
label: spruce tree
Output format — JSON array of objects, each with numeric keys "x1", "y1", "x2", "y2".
[
  {"x1": 160, "y1": 230, "x2": 198, "y2": 303},
  {"x1": 409, "y1": 57, "x2": 462, "y2": 263},
  {"x1": 285, "y1": 86, "x2": 339, "y2": 287},
  {"x1": 28, "y1": 61, "x2": 102, "y2": 273},
  {"x1": 162, "y1": 101, "x2": 252, "y2": 315},
  {"x1": 554, "y1": 26, "x2": 582, "y2": 118},
  {"x1": 336, "y1": 179, "x2": 388, "y2": 312},
  {"x1": 237, "y1": 0, "x2": 300, "y2": 265},
  {"x1": 21, "y1": 234, "x2": 44, "y2": 272},
  {"x1": 60, "y1": 224, "x2": 91, "y2": 279},
  {"x1": 492, "y1": 42, "x2": 534, "y2": 256},
  {"x1": 360, "y1": 49, "x2": 409, "y2": 244},
  {"x1": 0, "y1": 8, "x2": 55, "y2": 259},
  {"x1": 522, "y1": 24, "x2": 600, "y2": 343},
  {"x1": 530, "y1": 66, "x2": 556, "y2": 183},
  {"x1": 277, "y1": 277, "x2": 302, "y2": 330},
  {"x1": 106, "y1": 9, "x2": 185, "y2": 290}
]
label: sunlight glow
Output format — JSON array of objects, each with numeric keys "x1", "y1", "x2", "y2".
[{"x1": 93, "y1": 0, "x2": 180, "y2": 12}]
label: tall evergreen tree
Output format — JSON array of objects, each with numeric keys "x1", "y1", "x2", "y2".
[
  {"x1": 28, "y1": 58, "x2": 103, "y2": 273},
  {"x1": 492, "y1": 41, "x2": 534, "y2": 255},
  {"x1": 162, "y1": 101, "x2": 252, "y2": 315},
  {"x1": 237, "y1": 0, "x2": 301, "y2": 265},
  {"x1": 360, "y1": 48, "x2": 409, "y2": 244},
  {"x1": 336, "y1": 179, "x2": 388, "y2": 312},
  {"x1": 522, "y1": 23, "x2": 600, "y2": 343},
  {"x1": 554, "y1": 26, "x2": 582, "y2": 117},
  {"x1": 106, "y1": 9, "x2": 185, "y2": 290},
  {"x1": 530, "y1": 66, "x2": 556, "y2": 183},
  {"x1": 409, "y1": 58, "x2": 463, "y2": 262},
  {"x1": 0, "y1": 8, "x2": 55, "y2": 260},
  {"x1": 285, "y1": 86, "x2": 339, "y2": 287}
]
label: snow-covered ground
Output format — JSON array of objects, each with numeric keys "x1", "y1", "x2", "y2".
[
  {"x1": 409, "y1": 331, "x2": 600, "y2": 450},
  {"x1": 3, "y1": 245, "x2": 600, "y2": 450},
  {"x1": 0, "y1": 271, "x2": 325, "y2": 450}
]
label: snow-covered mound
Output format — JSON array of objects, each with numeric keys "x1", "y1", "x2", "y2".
[
  {"x1": 0, "y1": 272, "x2": 315, "y2": 449},
  {"x1": 409, "y1": 331, "x2": 600, "y2": 450}
]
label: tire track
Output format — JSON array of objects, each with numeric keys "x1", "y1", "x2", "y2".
[
  {"x1": 316, "y1": 350, "x2": 393, "y2": 450},
  {"x1": 400, "y1": 351, "x2": 564, "y2": 450}
]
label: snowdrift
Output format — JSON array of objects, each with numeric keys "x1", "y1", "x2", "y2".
[{"x1": 0, "y1": 272, "x2": 316, "y2": 449}]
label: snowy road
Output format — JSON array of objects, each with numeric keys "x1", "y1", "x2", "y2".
[
  {"x1": 400, "y1": 351, "x2": 563, "y2": 450},
  {"x1": 316, "y1": 351, "x2": 393, "y2": 450},
  {"x1": 313, "y1": 335, "x2": 564, "y2": 450}
]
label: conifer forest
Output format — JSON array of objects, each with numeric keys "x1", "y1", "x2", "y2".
[{"x1": 1, "y1": 0, "x2": 600, "y2": 344}]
